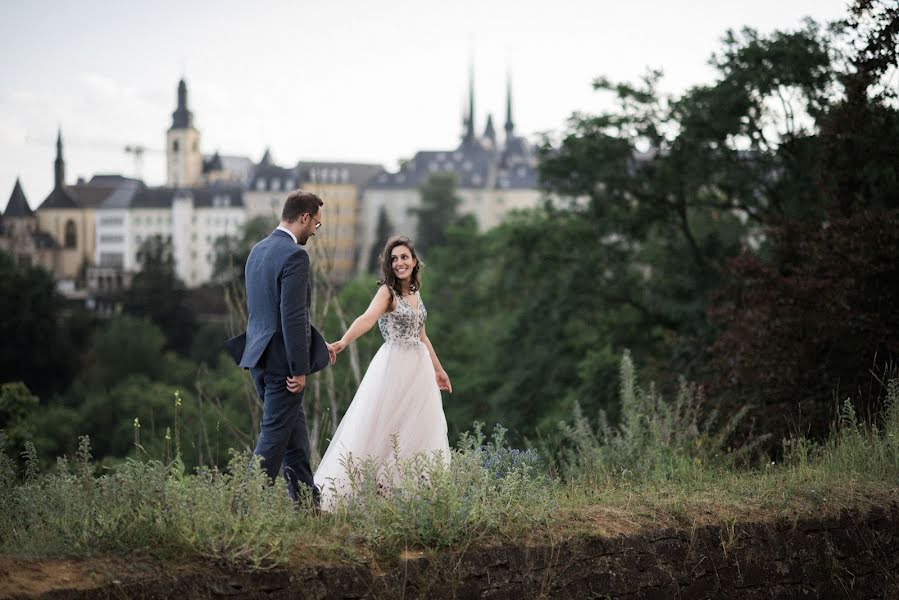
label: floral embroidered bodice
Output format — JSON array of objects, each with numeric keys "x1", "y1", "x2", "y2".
[{"x1": 378, "y1": 289, "x2": 426, "y2": 347}]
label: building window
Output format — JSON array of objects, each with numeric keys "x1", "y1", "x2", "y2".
[
  {"x1": 64, "y1": 220, "x2": 77, "y2": 248},
  {"x1": 173, "y1": 140, "x2": 180, "y2": 152},
  {"x1": 100, "y1": 253, "x2": 124, "y2": 268}
]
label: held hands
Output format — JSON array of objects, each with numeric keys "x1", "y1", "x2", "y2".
[
  {"x1": 286, "y1": 374, "x2": 306, "y2": 394},
  {"x1": 327, "y1": 340, "x2": 347, "y2": 365},
  {"x1": 436, "y1": 369, "x2": 452, "y2": 393}
]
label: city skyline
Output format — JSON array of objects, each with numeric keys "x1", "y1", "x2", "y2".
[{"x1": 1, "y1": 0, "x2": 849, "y2": 211}]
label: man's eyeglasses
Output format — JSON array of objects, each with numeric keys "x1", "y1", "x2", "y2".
[{"x1": 309, "y1": 214, "x2": 322, "y2": 230}]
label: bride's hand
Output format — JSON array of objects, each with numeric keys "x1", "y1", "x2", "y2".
[
  {"x1": 436, "y1": 369, "x2": 452, "y2": 394},
  {"x1": 327, "y1": 341, "x2": 346, "y2": 365}
]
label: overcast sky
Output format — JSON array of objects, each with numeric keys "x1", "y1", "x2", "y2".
[{"x1": 1, "y1": 0, "x2": 851, "y2": 211}]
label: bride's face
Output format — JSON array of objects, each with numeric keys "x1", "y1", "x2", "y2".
[{"x1": 390, "y1": 245, "x2": 416, "y2": 281}]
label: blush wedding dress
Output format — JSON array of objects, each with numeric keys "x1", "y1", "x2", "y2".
[{"x1": 313, "y1": 289, "x2": 450, "y2": 511}]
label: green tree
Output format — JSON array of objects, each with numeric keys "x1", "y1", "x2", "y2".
[
  {"x1": 0, "y1": 251, "x2": 79, "y2": 398},
  {"x1": 0, "y1": 382, "x2": 39, "y2": 452},
  {"x1": 367, "y1": 206, "x2": 393, "y2": 273},
  {"x1": 84, "y1": 315, "x2": 168, "y2": 389},
  {"x1": 411, "y1": 172, "x2": 462, "y2": 257},
  {"x1": 211, "y1": 216, "x2": 274, "y2": 286},
  {"x1": 122, "y1": 236, "x2": 197, "y2": 355}
]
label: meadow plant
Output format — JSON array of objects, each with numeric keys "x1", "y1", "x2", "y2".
[
  {"x1": 332, "y1": 428, "x2": 553, "y2": 558},
  {"x1": 787, "y1": 374, "x2": 899, "y2": 481},
  {"x1": 553, "y1": 350, "x2": 768, "y2": 481}
]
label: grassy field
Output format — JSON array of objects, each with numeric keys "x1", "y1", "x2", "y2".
[{"x1": 1, "y1": 355, "x2": 896, "y2": 569}]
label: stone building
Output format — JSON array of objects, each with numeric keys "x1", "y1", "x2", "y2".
[
  {"x1": 359, "y1": 74, "x2": 542, "y2": 271},
  {"x1": 244, "y1": 151, "x2": 381, "y2": 284},
  {"x1": 0, "y1": 178, "x2": 58, "y2": 272}
]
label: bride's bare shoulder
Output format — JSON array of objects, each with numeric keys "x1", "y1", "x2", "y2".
[{"x1": 375, "y1": 284, "x2": 396, "y2": 312}]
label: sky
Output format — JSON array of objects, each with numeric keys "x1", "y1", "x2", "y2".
[{"x1": 1, "y1": 0, "x2": 851, "y2": 212}]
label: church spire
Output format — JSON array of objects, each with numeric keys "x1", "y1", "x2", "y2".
[
  {"x1": 504, "y1": 73, "x2": 515, "y2": 138},
  {"x1": 171, "y1": 78, "x2": 193, "y2": 129},
  {"x1": 483, "y1": 113, "x2": 496, "y2": 147},
  {"x1": 54, "y1": 128, "x2": 65, "y2": 189},
  {"x1": 463, "y1": 61, "x2": 476, "y2": 145}
]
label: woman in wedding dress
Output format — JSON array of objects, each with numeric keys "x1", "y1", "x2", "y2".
[{"x1": 314, "y1": 236, "x2": 452, "y2": 510}]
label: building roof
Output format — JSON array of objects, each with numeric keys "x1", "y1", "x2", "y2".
[
  {"x1": 366, "y1": 133, "x2": 538, "y2": 191},
  {"x1": 121, "y1": 185, "x2": 244, "y2": 210},
  {"x1": 38, "y1": 185, "x2": 79, "y2": 210},
  {"x1": 98, "y1": 179, "x2": 144, "y2": 210},
  {"x1": 248, "y1": 148, "x2": 294, "y2": 192},
  {"x1": 4, "y1": 178, "x2": 33, "y2": 217},
  {"x1": 203, "y1": 152, "x2": 224, "y2": 172},
  {"x1": 191, "y1": 186, "x2": 244, "y2": 208},
  {"x1": 296, "y1": 161, "x2": 383, "y2": 186}
]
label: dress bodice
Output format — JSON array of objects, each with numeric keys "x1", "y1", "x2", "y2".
[{"x1": 378, "y1": 289, "x2": 426, "y2": 347}]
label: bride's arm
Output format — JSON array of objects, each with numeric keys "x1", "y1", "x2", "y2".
[
  {"x1": 330, "y1": 285, "x2": 393, "y2": 353},
  {"x1": 421, "y1": 324, "x2": 452, "y2": 393}
]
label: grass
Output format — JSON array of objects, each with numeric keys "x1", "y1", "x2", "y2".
[{"x1": 0, "y1": 354, "x2": 896, "y2": 570}]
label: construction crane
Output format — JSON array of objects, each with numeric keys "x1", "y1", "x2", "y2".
[{"x1": 124, "y1": 145, "x2": 146, "y2": 180}]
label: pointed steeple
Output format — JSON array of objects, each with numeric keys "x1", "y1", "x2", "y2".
[
  {"x1": 259, "y1": 147, "x2": 273, "y2": 166},
  {"x1": 54, "y1": 129, "x2": 65, "y2": 189},
  {"x1": 504, "y1": 73, "x2": 515, "y2": 138},
  {"x1": 483, "y1": 113, "x2": 496, "y2": 146},
  {"x1": 4, "y1": 178, "x2": 33, "y2": 217},
  {"x1": 171, "y1": 78, "x2": 193, "y2": 129},
  {"x1": 463, "y1": 61, "x2": 476, "y2": 145}
]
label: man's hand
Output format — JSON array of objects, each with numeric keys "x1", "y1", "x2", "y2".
[
  {"x1": 436, "y1": 369, "x2": 452, "y2": 393},
  {"x1": 286, "y1": 374, "x2": 306, "y2": 394}
]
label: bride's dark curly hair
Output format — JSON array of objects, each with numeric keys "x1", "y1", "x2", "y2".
[{"x1": 378, "y1": 235, "x2": 423, "y2": 298}]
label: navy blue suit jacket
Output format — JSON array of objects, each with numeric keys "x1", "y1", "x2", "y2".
[{"x1": 239, "y1": 229, "x2": 311, "y2": 376}]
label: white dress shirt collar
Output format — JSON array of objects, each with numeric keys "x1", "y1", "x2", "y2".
[{"x1": 276, "y1": 225, "x2": 297, "y2": 244}]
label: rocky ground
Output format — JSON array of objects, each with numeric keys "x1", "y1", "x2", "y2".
[{"x1": 2, "y1": 503, "x2": 897, "y2": 599}]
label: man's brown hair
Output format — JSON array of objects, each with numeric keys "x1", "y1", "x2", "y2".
[{"x1": 282, "y1": 190, "x2": 323, "y2": 222}]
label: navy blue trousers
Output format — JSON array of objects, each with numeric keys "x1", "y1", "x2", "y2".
[{"x1": 251, "y1": 367, "x2": 318, "y2": 504}]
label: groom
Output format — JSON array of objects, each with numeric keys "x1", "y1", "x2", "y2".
[{"x1": 238, "y1": 189, "x2": 325, "y2": 504}]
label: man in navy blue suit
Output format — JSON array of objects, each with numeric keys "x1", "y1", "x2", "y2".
[{"x1": 240, "y1": 189, "x2": 324, "y2": 504}]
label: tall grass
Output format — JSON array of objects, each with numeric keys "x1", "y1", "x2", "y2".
[
  {"x1": 550, "y1": 350, "x2": 771, "y2": 483},
  {"x1": 1, "y1": 356, "x2": 897, "y2": 569}
]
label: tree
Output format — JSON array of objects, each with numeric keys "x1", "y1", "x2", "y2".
[
  {"x1": 0, "y1": 251, "x2": 80, "y2": 398},
  {"x1": 211, "y1": 216, "x2": 274, "y2": 286},
  {"x1": 709, "y1": 212, "x2": 899, "y2": 442},
  {"x1": 411, "y1": 172, "x2": 462, "y2": 257},
  {"x1": 367, "y1": 206, "x2": 393, "y2": 273},
  {"x1": 0, "y1": 382, "x2": 39, "y2": 452},
  {"x1": 707, "y1": 2, "x2": 899, "y2": 443},
  {"x1": 122, "y1": 235, "x2": 197, "y2": 355},
  {"x1": 85, "y1": 316, "x2": 168, "y2": 389}
]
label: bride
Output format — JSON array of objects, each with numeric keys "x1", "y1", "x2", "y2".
[{"x1": 314, "y1": 236, "x2": 452, "y2": 510}]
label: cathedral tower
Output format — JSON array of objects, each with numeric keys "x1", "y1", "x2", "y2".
[{"x1": 166, "y1": 79, "x2": 202, "y2": 188}]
